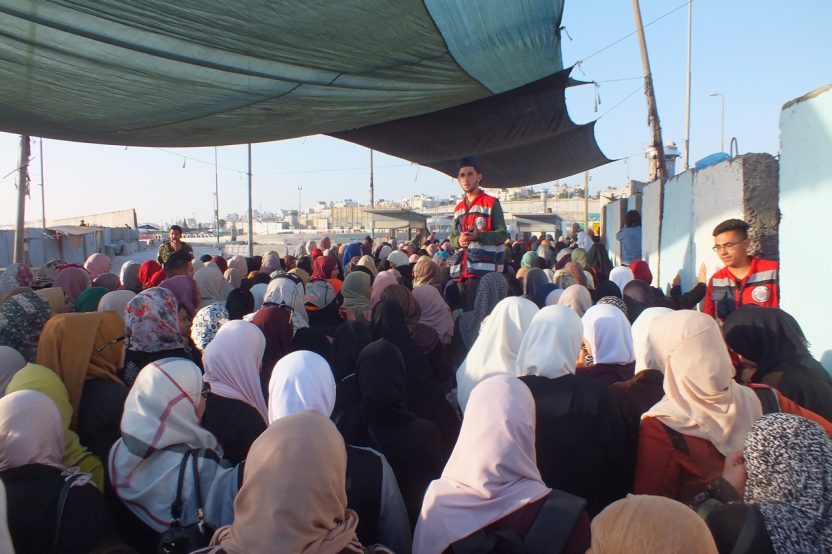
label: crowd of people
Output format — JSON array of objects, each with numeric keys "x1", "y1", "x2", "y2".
[{"x1": 0, "y1": 160, "x2": 830, "y2": 554}]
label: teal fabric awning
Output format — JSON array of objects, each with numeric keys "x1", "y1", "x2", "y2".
[{"x1": 0, "y1": 0, "x2": 565, "y2": 147}]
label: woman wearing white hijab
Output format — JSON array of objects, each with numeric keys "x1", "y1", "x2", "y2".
[
  {"x1": 608, "y1": 266, "x2": 634, "y2": 293},
  {"x1": 267, "y1": 350, "x2": 411, "y2": 553},
  {"x1": 194, "y1": 263, "x2": 232, "y2": 310},
  {"x1": 634, "y1": 310, "x2": 832, "y2": 503},
  {"x1": 414, "y1": 375, "x2": 590, "y2": 553},
  {"x1": 0, "y1": 346, "x2": 26, "y2": 397},
  {"x1": 108, "y1": 358, "x2": 241, "y2": 534},
  {"x1": 577, "y1": 304, "x2": 635, "y2": 385},
  {"x1": 515, "y1": 306, "x2": 629, "y2": 515},
  {"x1": 611, "y1": 307, "x2": 673, "y2": 446},
  {"x1": 96, "y1": 289, "x2": 136, "y2": 323},
  {"x1": 455, "y1": 297, "x2": 538, "y2": 414},
  {"x1": 263, "y1": 274, "x2": 308, "y2": 333},
  {"x1": 557, "y1": 284, "x2": 592, "y2": 317}
]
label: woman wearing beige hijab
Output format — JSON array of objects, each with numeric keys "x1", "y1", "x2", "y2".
[
  {"x1": 589, "y1": 495, "x2": 717, "y2": 553},
  {"x1": 634, "y1": 310, "x2": 832, "y2": 503},
  {"x1": 557, "y1": 284, "x2": 592, "y2": 317},
  {"x1": 200, "y1": 410, "x2": 391, "y2": 554}
]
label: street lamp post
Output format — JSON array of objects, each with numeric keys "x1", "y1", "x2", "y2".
[
  {"x1": 297, "y1": 185, "x2": 303, "y2": 229},
  {"x1": 709, "y1": 92, "x2": 725, "y2": 152}
]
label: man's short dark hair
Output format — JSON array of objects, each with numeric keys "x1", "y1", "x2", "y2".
[
  {"x1": 200, "y1": 254, "x2": 213, "y2": 263},
  {"x1": 164, "y1": 250, "x2": 193, "y2": 273},
  {"x1": 169, "y1": 225, "x2": 183, "y2": 233},
  {"x1": 457, "y1": 156, "x2": 481, "y2": 173},
  {"x1": 624, "y1": 210, "x2": 641, "y2": 228},
  {"x1": 713, "y1": 218, "x2": 749, "y2": 239}
]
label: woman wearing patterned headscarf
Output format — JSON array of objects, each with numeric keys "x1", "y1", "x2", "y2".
[
  {"x1": 699, "y1": 413, "x2": 832, "y2": 554},
  {"x1": 122, "y1": 287, "x2": 195, "y2": 387},
  {"x1": 0, "y1": 263, "x2": 34, "y2": 300},
  {"x1": 191, "y1": 302, "x2": 230, "y2": 353},
  {"x1": 380, "y1": 285, "x2": 439, "y2": 355},
  {"x1": 0, "y1": 291, "x2": 52, "y2": 361}
]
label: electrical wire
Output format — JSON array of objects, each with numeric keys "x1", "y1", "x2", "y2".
[{"x1": 575, "y1": 0, "x2": 692, "y2": 65}]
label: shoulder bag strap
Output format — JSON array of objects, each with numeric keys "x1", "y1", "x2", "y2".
[
  {"x1": 190, "y1": 449, "x2": 207, "y2": 533},
  {"x1": 51, "y1": 473, "x2": 83, "y2": 554},
  {"x1": 752, "y1": 387, "x2": 780, "y2": 415},
  {"x1": 169, "y1": 449, "x2": 192, "y2": 524},
  {"x1": 524, "y1": 490, "x2": 587, "y2": 554}
]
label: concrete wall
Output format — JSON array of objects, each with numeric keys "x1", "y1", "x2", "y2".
[
  {"x1": 779, "y1": 84, "x2": 832, "y2": 371},
  {"x1": 50, "y1": 208, "x2": 138, "y2": 229},
  {"x1": 0, "y1": 226, "x2": 141, "y2": 267},
  {"x1": 603, "y1": 153, "x2": 779, "y2": 293}
]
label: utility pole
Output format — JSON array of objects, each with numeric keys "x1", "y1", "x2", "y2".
[
  {"x1": 214, "y1": 147, "x2": 220, "y2": 249},
  {"x1": 683, "y1": 1, "x2": 692, "y2": 170},
  {"x1": 14, "y1": 135, "x2": 30, "y2": 264},
  {"x1": 632, "y1": 0, "x2": 667, "y2": 183},
  {"x1": 247, "y1": 144, "x2": 253, "y2": 257},
  {"x1": 632, "y1": 0, "x2": 667, "y2": 286},
  {"x1": 369, "y1": 149, "x2": 375, "y2": 208},
  {"x1": 39, "y1": 138, "x2": 46, "y2": 229}
]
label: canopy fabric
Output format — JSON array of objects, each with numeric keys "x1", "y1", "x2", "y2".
[
  {"x1": 366, "y1": 209, "x2": 428, "y2": 231},
  {"x1": 0, "y1": 0, "x2": 565, "y2": 147},
  {"x1": 512, "y1": 214, "x2": 565, "y2": 234},
  {"x1": 331, "y1": 69, "x2": 613, "y2": 187}
]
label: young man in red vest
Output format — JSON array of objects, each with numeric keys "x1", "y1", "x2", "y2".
[
  {"x1": 449, "y1": 157, "x2": 508, "y2": 311},
  {"x1": 703, "y1": 218, "x2": 779, "y2": 323}
]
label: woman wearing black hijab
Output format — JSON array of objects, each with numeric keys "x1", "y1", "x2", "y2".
[
  {"x1": 225, "y1": 288, "x2": 254, "y2": 320},
  {"x1": 622, "y1": 279, "x2": 704, "y2": 323},
  {"x1": 590, "y1": 280, "x2": 622, "y2": 303},
  {"x1": 332, "y1": 321, "x2": 373, "y2": 421},
  {"x1": 371, "y1": 301, "x2": 460, "y2": 456},
  {"x1": 296, "y1": 255, "x2": 313, "y2": 276},
  {"x1": 724, "y1": 305, "x2": 832, "y2": 420},
  {"x1": 291, "y1": 327, "x2": 335, "y2": 366},
  {"x1": 343, "y1": 339, "x2": 444, "y2": 526}
]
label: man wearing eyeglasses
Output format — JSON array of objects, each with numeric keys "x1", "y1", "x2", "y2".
[
  {"x1": 449, "y1": 157, "x2": 508, "y2": 310},
  {"x1": 703, "y1": 218, "x2": 779, "y2": 322}
]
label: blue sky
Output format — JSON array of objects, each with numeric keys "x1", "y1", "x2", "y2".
[{"x1": 1, "y1": 0, "x2": 830, "y2": 226}]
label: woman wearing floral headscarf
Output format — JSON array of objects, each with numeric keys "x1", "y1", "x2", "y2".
[
  {"x1": 0, "y1": 263, "x2": 34, "y2": 299},
  {"x1": 0, "y1": 291, "x2": 52, "y2": 361},
  {"x1": 122, "y1": 287, "x2": 195, "y2": 387}
]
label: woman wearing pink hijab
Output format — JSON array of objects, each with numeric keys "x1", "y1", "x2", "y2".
[
  {"x1": 370, "y1": 269, "x2": 400, "y2": 307},
  {"x1": 83, "y1": 253, "x2": 111, "y2": 280},
  {"x1": 414, "y1": 375, "x2": 590, "y2": 553},
  {"x1": 53, "y1": 266, "x2": 92, "y2": 308}
]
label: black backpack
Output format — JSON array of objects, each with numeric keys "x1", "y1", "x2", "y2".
[{"x1": 451, "y1": 490, "x2": 586, "y2": 554}]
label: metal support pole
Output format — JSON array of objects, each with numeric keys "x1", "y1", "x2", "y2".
[
  {"x1": 39, "y1": 138, "x2": 46, "y2": 228},
  {"x1": 683, "y1": 1, "x2": 692, "y2": 170},
  {"x1": 583, "y1": 171, "x2": 589, "y2": 232},
  {"x1": 369, "y1": 149, "x2": 375, "y2": 208},
  {"x1": 247, "y1": 144, "x2": 253, "y2": 257},
  {"x1": 297, "y1": 185, "x2": 303, "y2": 229},
  {"x1": 214, "y1": 147, "x2": 220, "y2": 249},
  {"x1": 14, "y1": 135, "x2": 30, "y2": 264}
]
